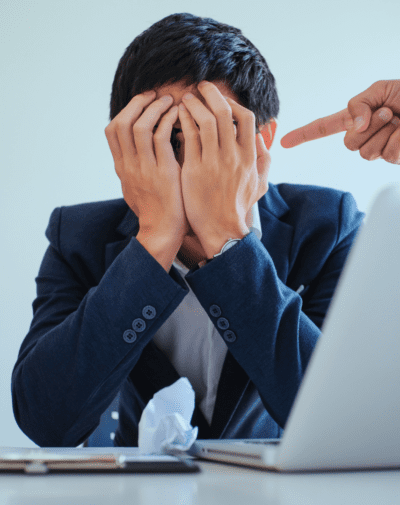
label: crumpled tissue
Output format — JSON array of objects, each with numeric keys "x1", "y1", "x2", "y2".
[{"x1": 138, "y1": 377, "x2": 199, "y2": 455}]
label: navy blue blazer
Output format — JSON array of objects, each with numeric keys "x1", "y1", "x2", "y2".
[{"x1": 12, "y1": 182, "x2": 364, "y2": 447}]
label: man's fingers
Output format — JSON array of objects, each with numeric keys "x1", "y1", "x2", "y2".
[
  {"x1": 345, "y1": 102, "x2": 372, "y2": 133},
  {"x1": 358, "y1": 121, "x2": 399, "y2": 161},
  {"x1": 105, "y1": 91, "x2": 156, "y2": 161},
  {"x1": 381, "y1": 125, "x2": 400, "y2": 165},
  {"x1": 280, "y1": 108, "x2": 352, "y2": 148},
  {"x1": 344, "y1": 107, "x2": 394, "y2": 152}
]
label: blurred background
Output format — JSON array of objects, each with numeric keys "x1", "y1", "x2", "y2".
[{"x1": 1, "y1": 0, "x2": 399, "y2": 447}]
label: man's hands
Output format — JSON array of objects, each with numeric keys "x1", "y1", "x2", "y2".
[
  {"x1": 280, "y1": 80, "x2": 400, "y2": 165},
  {"x1": 104, "y1": 81, "x2": 271, "y2": 262},
  {"x1": 178, "y1": 80, "x2": 271, "y2": 258},
  {"x1": 104, "y1": 90, "x2": 190, "y2": 244}
]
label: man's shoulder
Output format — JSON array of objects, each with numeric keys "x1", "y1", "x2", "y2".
[
  {"x1": 270, "y1": 181, "x2": 347, "y2": 209},
  {"x1": 266, "y1": 181, "x2": 357, "y2": 221},
  {"x1": 59, "y1": 197, "x2": 129, "y2": 221},
  {"x1": 266, "y1": 182, "x2": 364, "y2": 241},
  {"x1": 45, "y1": 197, "x2": 132, "y2": 250},
  {"x1": 60, "y1": 197, "x2": 131, "y2": 235}
]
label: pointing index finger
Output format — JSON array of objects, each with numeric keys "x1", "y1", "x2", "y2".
[{"x1": 280, "y1": 108, "x2": 353, "y2": 148}]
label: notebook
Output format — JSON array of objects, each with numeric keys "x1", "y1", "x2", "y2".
[
  {"x1": 0, "y1": 447, "x2": 200, "y2": 474},
  {"x1": 189, "y1": 183, "x2": 400, "y2": 472}
]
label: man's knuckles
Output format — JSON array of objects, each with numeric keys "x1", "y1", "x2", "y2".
[
  {"x1": 358, "y1": 125, "x2": 400, "y2": 163},
  {"x1": 382, "y1": 129, "x2": 400, "y2": 164},
  {"x1": 359, "y1": 146, "x2": 381, "y2": 161},
  {"x1": 344, "y1": 108, "x2": 393, "y2": 151}
]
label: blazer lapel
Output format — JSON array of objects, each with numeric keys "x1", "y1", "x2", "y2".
[
  {"x1": 210, "y1": 185, "x2": 294, "y2": 438},
  {"x1": 210, "y1": 350, "x2": 251, "y2": 438},
  {"x1": 257, "y1": 184, "x2": 294, "y2": 284}
]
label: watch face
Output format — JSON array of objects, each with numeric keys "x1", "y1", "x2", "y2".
[
  {"x1": 213, "y1": 238, "x2": 242, "y2": 259},
  {"x1": 223, "y1": 239, "x2": 240, "y2": 251}
]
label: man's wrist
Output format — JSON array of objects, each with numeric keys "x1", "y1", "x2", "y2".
[
  {"x1": 202, "y1": 226, "x2": 250, "y2": 260},
  {"x1": 136, "y1": 231, "x2": 183, "y2": 273}
]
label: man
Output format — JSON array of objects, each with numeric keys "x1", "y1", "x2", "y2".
[{"x1": 12, "y1": 13, "x2": 366, "y2": 447}]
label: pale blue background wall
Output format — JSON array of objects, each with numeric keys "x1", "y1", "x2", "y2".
[{"x1": 1, "y1": 0, "x2": 399, "y2": 447}]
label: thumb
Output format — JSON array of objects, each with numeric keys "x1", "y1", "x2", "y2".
[{"x1": 347, "y1": 103, "x2": 373, "y2": 133}]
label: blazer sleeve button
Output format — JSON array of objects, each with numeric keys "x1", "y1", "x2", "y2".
[
  {"x1": 123, "y1": 329, "x2": 137, "y2": 344},
  {"x1": 223, "y1": 330, "x2": 236, "y2": 343},
  {"x1": 142, "y1": 305, "x2": 156, "y2": 319},
  {"x1": 210, "y1": 305, "x2": 222, "y2": 317},
  {"x1": 132, "y1": 318, "x2": 146, "y2": 332},
  {"x1": 217, "y1": 317, "x2": 229, "y2": 330}
]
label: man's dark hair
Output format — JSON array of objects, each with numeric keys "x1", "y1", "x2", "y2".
[{"x1": 109, "y1": 12, "x2": 279, "y2": 132}]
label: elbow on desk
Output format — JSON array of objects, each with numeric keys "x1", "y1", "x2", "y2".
[
  {"x1": 11, "y1": 367, "x2": 90, "y2": 448},
  {"x1": 12, "y1": 395, "x2": 92, "y2": 447}
]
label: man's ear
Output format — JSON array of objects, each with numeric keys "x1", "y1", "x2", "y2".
[{"x1": 259, "y1": 118, "x2": 277, "y2": 150}]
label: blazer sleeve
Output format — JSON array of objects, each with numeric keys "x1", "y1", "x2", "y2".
[
  {"x1": 11, "y1": 207, "x2": 189, "y2": 447},
  {"x1": 184, "y1": 191, "x2": 365, "y2": 429}
]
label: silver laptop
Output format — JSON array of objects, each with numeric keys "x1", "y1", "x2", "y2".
[{"x1": 189, "y1": 183, "x2": 400, "y2": 472}]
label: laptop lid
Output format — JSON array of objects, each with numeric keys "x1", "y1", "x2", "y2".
[{"x1": 277, "y1": 183, "x2": 400, "y2": 471}]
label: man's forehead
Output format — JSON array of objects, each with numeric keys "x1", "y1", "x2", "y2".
[
  {"x1": 154, "y1": 79, "x2": 239, "y2": 103},
  {"x1": 150, "y1": 79, "x2": 242, "y2": 129}
]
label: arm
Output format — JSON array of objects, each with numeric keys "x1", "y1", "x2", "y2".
[
  {"x1": 184, "y1": 191, "x2": 364, "y2": 428},
  {"x1": 11, "y1": 207, "x2": 188, "y2": 447},
  {"x1": 12, "y1": 86, "x2": 191, "y2": 448}
]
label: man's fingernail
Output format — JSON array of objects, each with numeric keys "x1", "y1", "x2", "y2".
[
  {"x1": 354, "y1": 117, "x2": 364, "y2": 131},
  {"x1": 379, "y1": 109, "x2": 391, "y2": 121}
]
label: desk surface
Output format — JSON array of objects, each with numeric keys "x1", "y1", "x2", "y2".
[{"x1": 1, "y1": 458, "x2": 399, "y2": 505}]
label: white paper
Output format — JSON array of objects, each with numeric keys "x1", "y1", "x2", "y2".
[{"x1": 138, "y1": 377, "x2": 198, "y2": 455}]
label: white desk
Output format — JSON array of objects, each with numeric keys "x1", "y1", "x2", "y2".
[{"x1": 0, "y1": 458, "x2": 399, "y2": 505}]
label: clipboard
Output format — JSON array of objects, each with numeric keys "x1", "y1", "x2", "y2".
[{"x1": 0, "y1": 449, "x2": 200, "y2": 474}]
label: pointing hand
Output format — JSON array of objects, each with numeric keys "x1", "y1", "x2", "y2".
[{"x1": 280, "y1": 80, "x2": 400, "y2": 165}]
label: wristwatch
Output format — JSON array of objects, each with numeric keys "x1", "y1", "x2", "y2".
[
  {"x1": 205, "y1": 235, "x2": 249, "y2": 264},
  {"x1": 213, "y1": 238, "x2": 242, "y2": 257}
]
